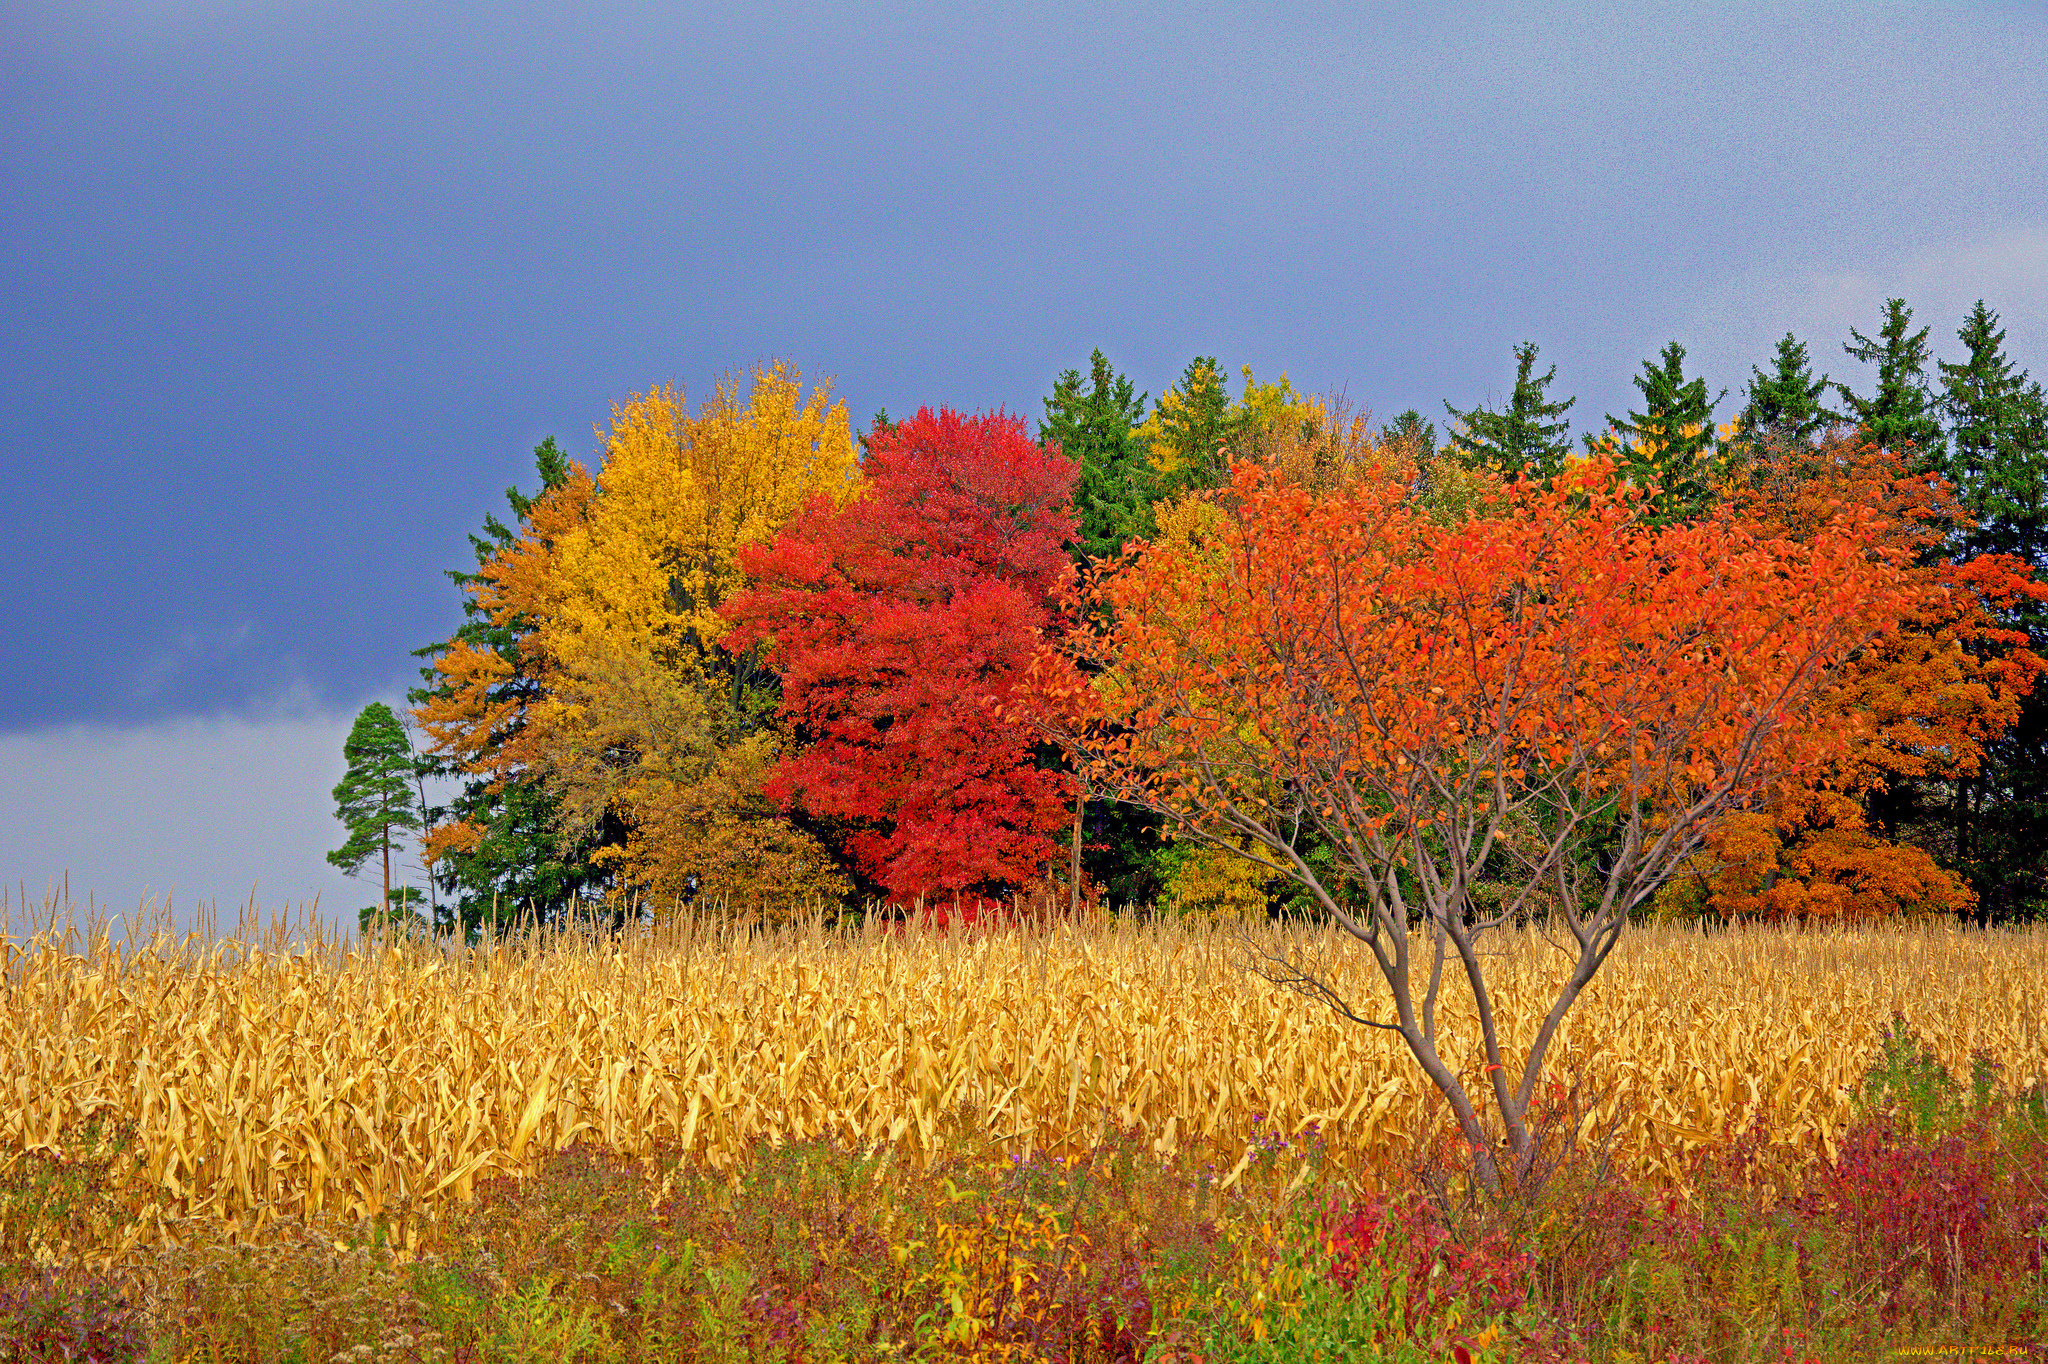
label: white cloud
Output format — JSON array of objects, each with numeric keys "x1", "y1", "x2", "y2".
[{"x1": 0, "y1": 694, "x2": 431, "y2": 941}]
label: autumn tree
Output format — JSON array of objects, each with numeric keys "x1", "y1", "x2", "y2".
[
  {"x1": 1442, "y1": 340, "x2": 1576, "y2": 480},
  {"x1": 527, "y1": 367, "x2": 855, "y2": 916},
  {"x1": 723, "y1": 406, "x2": 1080, "y2": 904},
  {"x1": 1023, "y1": 456, "x2": 1918, "y2": 1191},
  {"x1": 1667, "y1": 434, "x2": 2043, "y2": 923},
  {"x1": 1585, "y1": 342, "x2": 1725, "y2": 523},
  {"x1": 415, "y1": 367, "x2": 857, "y2": 923}
]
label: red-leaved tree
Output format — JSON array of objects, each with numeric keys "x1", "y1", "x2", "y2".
[
  {"x1": 722, "y1": 407, "x2": 1080, "y2": 903},
  {"x1": 1021, "y1": 455, "x2": 1921, "y2": 1190}
]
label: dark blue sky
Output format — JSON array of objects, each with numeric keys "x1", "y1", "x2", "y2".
[{"x1": 6, "y1": 1, "x2": 2046, "y2": 730}]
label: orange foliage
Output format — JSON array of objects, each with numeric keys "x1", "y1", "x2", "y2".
[
  {"x1": 1036, "y1": 455, "x2": 1917, "y2": 870},
  {"x1": 1021, "y1": 453, "x2": 1921, "y2": 1189},
  {"x1": 413, "y1": 464, "x2": 598, "y2": 868},
  {"x1": 1676, "y1": 436, "x2": 2048, "y2": 922}
]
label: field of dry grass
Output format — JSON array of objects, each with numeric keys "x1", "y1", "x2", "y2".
[{"x1": 3, "y1": 895, "x2": 2043, "y2": 1252}]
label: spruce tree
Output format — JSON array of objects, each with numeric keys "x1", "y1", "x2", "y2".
[
  {"x1": 1838, "y1": 298, "x2": 1945, "y2": 471},
  {"x1": 1383, "y1": 410, "x2": 1438, "y2": 464},
  {"x1": 1147, "y1": 357, "x2": 1237, "y2": 498},
  {"x1": 1041, "y1": 352, "x2": 1172, "y2": 904},
  {"x1": 1940, "y1": 300, "x2": 2048, "y2": 568},
  {"x1": 1936, "y1": 301, "x2": 2048, "y2": 924},
  {"x1": 1588, "y1": 342, "x2": 1724, "y2": 522},
  {"x1": 1040, "y1": 349, "x2": 1153, "y2": 560},
  {"x1": 327, "y1": 702, "x2": 424, "y2": 929},
  {"x1": 1734, "y1": 332, "x2": 1836, "y2": 445},
  {"x1": 1442, "y1": 341, "x2": 1576, "y2": 480}
]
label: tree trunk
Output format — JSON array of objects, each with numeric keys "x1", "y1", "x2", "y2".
[{"x1": 1069, "y1": 787, "x2": 1086, "y2": 916}]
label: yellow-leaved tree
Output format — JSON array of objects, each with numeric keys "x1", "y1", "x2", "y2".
[
  {"x1": 420, "y1": 363, "x2": 860, "y2": 920},
  {"x1": 1133, "y1": 360, "x2": 1328, "y2": 499}
]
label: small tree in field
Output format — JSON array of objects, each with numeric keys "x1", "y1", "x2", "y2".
[
  {"x1": 1023, "y1": 456, "x2": 1920, "y2": 1191},
  {"x1": 328, "y1": 702, "x2": 425, "y2": 931}
]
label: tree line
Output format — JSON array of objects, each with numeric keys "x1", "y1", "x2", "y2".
[{"x1": 324, "y1": 300, "x2": 2048, "y2": 936}]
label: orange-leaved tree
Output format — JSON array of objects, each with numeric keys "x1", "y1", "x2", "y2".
[
  {"x1": 1022, "y1": 456, "x2": 1919, "y2": 1190},
  {"x1": 1673, "y1": 435, "x2": 2047, "y2": 921}
]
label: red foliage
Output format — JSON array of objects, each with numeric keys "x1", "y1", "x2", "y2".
[{"x1": 723, "y1": 407, "x2": 1081, "y2": 900}]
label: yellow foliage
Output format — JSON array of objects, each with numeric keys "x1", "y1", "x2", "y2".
[
  {"x1": 419, "y1": 363, "x2": 858, "y2": 915},
  {"x1": 1132, "y1": 358, "x2": 1230, "y2": 489},
  {"x1": 1162, "y1": 835, "x2": 1272, "y2": 918},
  {"x1": 1133, "y1": 363, "x2": 1327, "y2": 493},
  {"x1": 413, "y1": 462, "x2": 600, "y2": 869},
  {"x1": 1234, "y1": 366, "x2": 1325, "y2": 445},
  {"x1": 523, "y1": 364, "x2": 858, "y2": 914},
  {"x1": 544, "y1": 365, "x2": 858, "y2": 679}
]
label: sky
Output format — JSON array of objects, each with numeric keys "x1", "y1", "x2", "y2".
[{"x1": 3, "y1": 0, "x2": 2045, "y2": 924}]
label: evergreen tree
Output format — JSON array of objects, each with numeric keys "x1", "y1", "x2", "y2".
[
  {"x1": 1588, "y1": 342, "x2": 1724, "y2": 522},
  {"x1": 1443, "y1": 341, "x2": 1576, "y2": 479},
  {"x1": 1734, "y1": 332, "x2": 1836, "y2": 445},
  {"x1": 1936, "y1": 301, "x2": 2048, "y2": 924},
  {"x1": 408, "y1": 438, "x2": 615, "y2": 939},
  {"x1": 1838, "y1": 298, "x2": 1945, "y2": 471},
  {"x1": 1383, "y1": 410, "x2": 1438, "y2": 463},
  {"x1": 1940, "y1": 300, "x2": 2048, "y2": 568},
  {"x1": 1040, "y1": 349, "x2": 1153, "y2": 560},
  {"x1": 327, "y1": 702, "x2": 424, "y2": 930},
  {"x1": 1041, "y1": 353, "x2": 1176, "y2": 902}
]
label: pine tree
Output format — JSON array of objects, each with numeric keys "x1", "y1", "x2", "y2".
[
  {"x1": 1734, "y1": 332, "x2": 1836, "y2": 445},
  {"x1": 1839, "y1": 298, "x2": 1945, "y2": 471},
  {"x1": 1443, "y1": 341, "x2": 1576, "y2": 479},
  {"x1": 1041, "y1": 349, "x2": 1153, "y2": 560},
  {"x1": 1588, "y1": 342, "x2": 1724, "y2": 522},
  {"x1": 327, "y1": 702, "x2": 424, "y2": 929}
]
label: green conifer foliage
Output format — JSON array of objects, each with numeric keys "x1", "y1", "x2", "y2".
[
  {"x1": 1735, "y1": 332, "x2": 1836, "y2": 445},
  {"x1": 407, "y1": 439, "x2": 616, "y2": 939},
  {"x1": 1588, "y1": 341, "x2": 1724, "y2": 522},
  {"x1": 1839, "y1": 298, "x2": 1946, "y2": 471},
  {"x1": 1442, "y1": 341, "x2": 1576, "y2": 480},
  {"x1": 1040, "y1": 349, "x2": 1153, "y2": 561},
  {"x1": 1145, "y1": 356, "x2": 1236, "y2": 498},
  {"x1": 1941, "y1": 300, "x2": 2048, "y2": 569},
  {"x1": 1935, "y1": 301, "x2": 2048, "y2": 924},
  {"x1": 327, "y1": 702, "x2": 424, "y2": 929}
]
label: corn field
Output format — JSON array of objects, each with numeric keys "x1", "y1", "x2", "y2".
[{"x1": 4, "y1": 893, "x2": 2045, "y2": 1250}]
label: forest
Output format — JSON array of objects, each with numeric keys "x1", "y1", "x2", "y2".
[{"x1": 322, "y1": 297, "x2": 2048, "y2": 938}]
